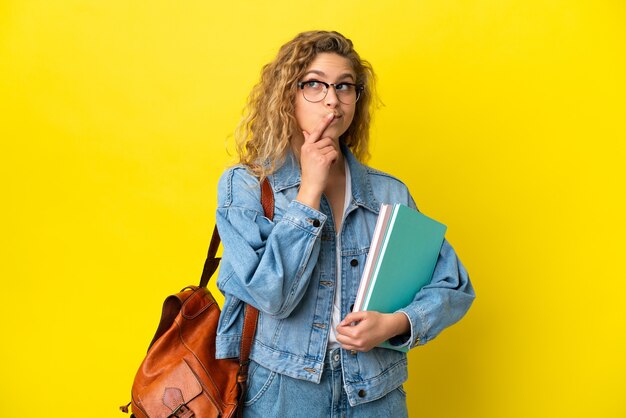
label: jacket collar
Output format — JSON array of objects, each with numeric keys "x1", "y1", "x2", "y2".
[{"x1": 270, "y1": 143, "x2": 380, "y2": 214}]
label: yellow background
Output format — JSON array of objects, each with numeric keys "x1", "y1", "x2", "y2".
[{"x1": 1, "y1": 1, "x2": 625, "y2": 417}]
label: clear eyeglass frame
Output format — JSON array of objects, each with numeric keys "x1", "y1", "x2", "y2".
[{"x1": 297, "y1": 80, "x2": 365, "y2": 105}]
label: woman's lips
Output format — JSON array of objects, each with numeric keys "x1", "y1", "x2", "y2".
[{"x1": 329, "y1": 113, "x2": 342, "y2": 122}]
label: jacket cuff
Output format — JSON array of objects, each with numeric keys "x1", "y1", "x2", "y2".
[
  {"x1": 283, "y1": 200, "x2": 327, "y2": 235},
  {"x1": 395, "y1": 307, "x2": 427, "y2": 348}
]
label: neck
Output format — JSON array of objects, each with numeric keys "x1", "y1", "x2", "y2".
[{"x1": 329, "y1": 151, "x2": 346, "y2": 177}]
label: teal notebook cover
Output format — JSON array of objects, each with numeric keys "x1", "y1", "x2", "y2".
[{"x1": 363, "y1": 204, "x2": 447, "y2": 351}]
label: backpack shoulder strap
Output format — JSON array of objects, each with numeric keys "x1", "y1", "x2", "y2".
[
  {"x1": 198, "y1": 177, "x2": 274, "y2": 378},
  {"x1": 239, "y1": 178, "x2": 273, "y2": 373},
  {"x1": 199, "y1": 177, "x2": 274, "y2": 288}
]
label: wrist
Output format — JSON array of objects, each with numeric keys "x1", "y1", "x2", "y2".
[
  {"x1": 295, "y1": 187, "x2": 321, "y2": 210},
  {"x1": 390, "y1": 312, "x2": 410, "y2": 337}
]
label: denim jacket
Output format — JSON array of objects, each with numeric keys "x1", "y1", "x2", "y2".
[{"x1": 215, "y1": 145, "x2": 475, "y2": 406}]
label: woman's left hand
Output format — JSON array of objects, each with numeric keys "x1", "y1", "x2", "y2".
[{"x1": 335, "y1": 311, "x2": 410, "y2": 352}]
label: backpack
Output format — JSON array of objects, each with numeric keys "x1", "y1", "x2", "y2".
[{"x1": 121, "y1": 178, "x2": 273, "y2": 418}]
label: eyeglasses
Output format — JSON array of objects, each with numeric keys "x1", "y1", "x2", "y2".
[{"x1": 297, "y1": 80, "x2": 364, "y2": 105}]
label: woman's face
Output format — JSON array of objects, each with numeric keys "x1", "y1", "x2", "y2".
[{"x1": 294, "y1": 52, "x2": 357, "y2": 143}]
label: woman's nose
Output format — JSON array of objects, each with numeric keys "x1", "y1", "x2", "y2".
[{"x1": 324, "y1": 86, "x2": 340, "y2": 107}]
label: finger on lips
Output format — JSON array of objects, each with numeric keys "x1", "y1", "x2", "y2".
[{"x1": 304, "y1": 113, "x2": 335, "y2": 143}]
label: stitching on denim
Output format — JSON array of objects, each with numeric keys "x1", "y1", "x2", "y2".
[
  {"x1": 348, "y1": 356, "x2": 408, "y2": 389},
  {"x1": 283, "y1": 217, "x2": 322, "y2": 235},
  {"x1": 269, "y1": 315, "x2": 284, "y2": 346},
  {"x1": 414, "y1": 303, "x2": 429, "y2": 346},
  {"x1": 276, "y1": 231, "x2": 317, "y2": 318},
  {"x1": 365, "y1": 167, "x2": 407, "y2": 185},
  {"x1": 220, "y1": 288, "x2": 238, "y2": 324},
  {"x1": 224, "y1": 167, "x2": 234, "y2": 207},
  {"x1": 243, "y1": 364, "x2": 278, "y2": 407},
  {"x1": 218, "y1": 205, "x2": 264, "y2": 217},
  {"x1": 253, "y1": 340, "x2": 322, "y2": 364}
]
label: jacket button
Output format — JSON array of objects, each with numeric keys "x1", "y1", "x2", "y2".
[
  {"x1": 350, "y1": 259, "x2": 358, "y2": 267},
  {"x1": 312, "y1": 219, "x2": 320, "y2": 227},
  {"x1": 358, "y1": 389, "x2": 366, "y2": 398}
]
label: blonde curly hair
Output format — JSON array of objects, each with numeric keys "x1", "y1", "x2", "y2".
[{"x1": 235, "y1": 30, "x2": 377, "y2": 179}]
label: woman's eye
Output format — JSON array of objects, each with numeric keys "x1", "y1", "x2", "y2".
[
  {"x1": 306, "y1": 81, "x2": 321, "y2": 89},
  {"x1": 335, "y1": 83, "x2": 353, "y2": 91}
]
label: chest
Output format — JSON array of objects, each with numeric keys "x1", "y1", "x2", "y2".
[{"x1": 324, "y1": 184, "x2": 347, "y2": 232}]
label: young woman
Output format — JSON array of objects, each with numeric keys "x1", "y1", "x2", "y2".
[{"x1": 215, "y1": 30, "x2": 475, "y2": 417}]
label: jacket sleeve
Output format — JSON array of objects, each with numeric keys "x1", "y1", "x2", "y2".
[
  {"x1": 215, "y1": 167, "x2": 327, "y2": 319},
  {"x1": 391, "y1": 196, "x2": 476, "y2": 349}
]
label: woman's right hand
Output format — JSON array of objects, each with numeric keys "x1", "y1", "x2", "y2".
[{"x1": 296, "y1": 113, "x2": 338, "y2": 210}]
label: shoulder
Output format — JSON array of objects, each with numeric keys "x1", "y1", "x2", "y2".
[
  {"x1": 358, "y1": 163, "x2": 417, "y2": 209},
  {"x1": 364, "y1": 165, "x2": 409, "y2": 191},
  {"x1": 217, "y1": 165, "x2": 262, "y2": 210}
]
